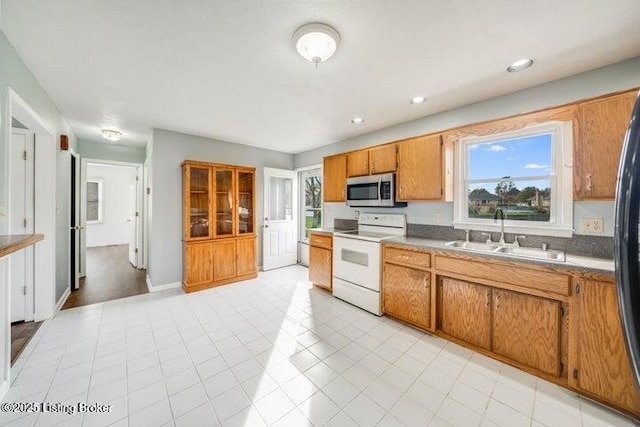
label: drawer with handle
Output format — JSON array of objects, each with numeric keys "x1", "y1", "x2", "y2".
[
  {"x1": 310, "y1": 233, "x2": 333, "y2": 249},
  {"x1": 384, "y1": 246, "x2": 431, "y2": 269}
]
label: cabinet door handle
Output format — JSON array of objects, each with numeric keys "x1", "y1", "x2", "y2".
[
  {"x1": 585, "y1": 174, "x2": 592, "y2": 192},
  {"x1": 485, "y1": 291, "x2": 490, "y2": 307},
  {"x1": 423, "y1": 276, "x2": 428, "y2": 289},
  {"x1": 371, "y1": 160, "x2": 375, "y2": 173},
  {"x1": 495, "y1": 293, "x2": 500, "y2": 310},
  {"x1": 326, "y1": 253, "x2": 330, "y2": 263}
]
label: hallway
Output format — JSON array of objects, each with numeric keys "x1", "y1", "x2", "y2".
[{"x1": 62, "y1": 245, "x2": 147, "y2": 309}]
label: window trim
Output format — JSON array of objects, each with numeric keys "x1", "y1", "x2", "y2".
[
  {"x1": 453, "y1": 121, "x2": 573, "y2": 237},
  {"x1": 86, "y1": 178, "x2": 104, "y2": 224}
]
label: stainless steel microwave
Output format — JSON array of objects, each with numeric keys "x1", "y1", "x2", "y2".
[{"x1": 346, "y1": 173, "x2": 407, "y2": 207}]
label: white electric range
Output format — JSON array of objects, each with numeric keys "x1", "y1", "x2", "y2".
[{"x1": 332, "y1": 213, "x2": 407, "y2": 315}]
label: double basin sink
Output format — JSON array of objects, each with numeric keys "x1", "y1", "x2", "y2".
[{"x1": 444, "y1": 240, "x2": 566, "y2": 262}]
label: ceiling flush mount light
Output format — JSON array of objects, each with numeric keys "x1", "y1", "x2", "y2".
[
  {"x1": 293, "y1": 23, "x2": 340, "y2": 66},
  {"x1": 351, "y1": 117, "x2": 364, "y2": 125},
  {"x1": 101, "y1": 129, "x2": 122, "y2": 142},
  {"x1": 507, "y1": 58, "x2": 534, "y2": 73},
  {"x1": 410, "y1": 96, "x2": 426, "y2": 104}
]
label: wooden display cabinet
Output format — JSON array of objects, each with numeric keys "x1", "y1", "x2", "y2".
[{"x1": 182, "y1": 160, "x2": 257, "y2": 292}]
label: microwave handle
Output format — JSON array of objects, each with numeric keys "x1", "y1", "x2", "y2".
[{"x1": 378, "y1": 178, "x2": 382, "y2": 203}]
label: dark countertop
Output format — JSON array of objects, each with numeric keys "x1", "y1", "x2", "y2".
[
  {"x1": 385, "y1": 236, "x2": 615, "y2": 276},
  {"x1": 308, "y1": 227, "x2": 355, "y2": 236},
  {"x1": 0, "y1": 234, "x2": 44, "y2": 258}
]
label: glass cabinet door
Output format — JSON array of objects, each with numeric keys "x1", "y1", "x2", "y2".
[
  {"x1": 188, "y1": 166, "x2": 211, "y2": 239},
  {"x1": 216, "y1": 169, "x2": 234, "y2": 237},
  {"x1": 237, "y1": 170, "x2": 254, "y2": 235}
]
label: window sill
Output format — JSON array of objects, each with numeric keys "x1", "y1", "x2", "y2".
[{"x1": 452, "y1": 221, "x2": 573, "y2": 238}]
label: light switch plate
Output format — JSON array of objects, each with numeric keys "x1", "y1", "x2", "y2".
[{"x1": 582, "y1": 218, "x2": 604, "y2": 234}]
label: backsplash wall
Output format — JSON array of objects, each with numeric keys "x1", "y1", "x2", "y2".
[{"x1": 325, "y1": 201, "x2": 615, "y2": 259}]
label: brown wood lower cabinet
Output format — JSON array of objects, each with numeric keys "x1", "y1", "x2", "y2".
[
  {"x1": 184, "y1": 241, "x2": 214, "y2": 287},
  {"x1": 183, "y1": 237, "x2": 257, "y2": 292},
  {"x1": 575, "y1": 280, "x2": 640, "y2": 414},
  {"x1": 439, "y1": 277, "x2": 491, "y2": 350},
  {"x1": 308, "y1": 232, "x2": 333, "y2": 290},
  {"x1": 213, "y1": 239, "x2": 236, "y2": 282},
  {"x1": 381, "y1": 245, "x2": 640, "y2": 418},
  {"x1": 309, "y1": 246, "x2": 332, "y2": 290},
  {"x1": 236, "y1": 237, "x2": 257, "y2": 277},
  {"x1": 383, "y1": 263, "x2": 431, "y2": 330},
  {"x1": 492, "y1": 289, "x2": 561, "y2": 376}
]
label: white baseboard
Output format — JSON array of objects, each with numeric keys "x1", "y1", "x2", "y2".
[
  {"x1": 55, "y1": 288, "x2": 71, "y2": 312},
  {"x1": 146, "y1": 275, "x2": 181, "y2": 292}
]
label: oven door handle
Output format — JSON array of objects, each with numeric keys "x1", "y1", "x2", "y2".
[{"x1": 378, "y1": 178, "x2": 382, "y2": 203}]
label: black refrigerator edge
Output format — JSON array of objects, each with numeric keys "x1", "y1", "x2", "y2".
[{"x1": 614, "y1": 89, "x2": 640, "y2": 388}]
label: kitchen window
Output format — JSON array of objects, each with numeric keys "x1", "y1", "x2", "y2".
[
  {"x1": 453, "y1": 121, "x2": 573, "y2": 237},
  {"x1": 300, "y1": 167, "x2": 323, "y2": 242},
  {"x1": 86, "y1": 179, "x2": 103, "y2": 223}
]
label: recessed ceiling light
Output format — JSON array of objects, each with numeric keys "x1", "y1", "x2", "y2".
[
  {"x1": 507, "y1": 58, "x2": 534, "y2": 73},
  {"x1": 293, "y1": 23, "x2": 340, "y2": 66},
  {"x1": 351, "y1": 117, "x2": 364, "y2": 124},
  {"x1": 101, "y1": 129, "x2": 122, "y2": 141},
  {"x1": 410, "y1": 96, "x2": 426, "y2": 104}
]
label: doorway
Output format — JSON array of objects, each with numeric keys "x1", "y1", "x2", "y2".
[
  {"x1": 62, "y1": 160, "x2": 147, "y2": 309},
  {"x1": 9, "y1": 126, "x2": 35, "y2": 322},
  {"x1": 262, "y1": 167, "x2": 298, "y2": 271},
  {"x1": 3, "y1": 88, "x2": 57, "y2": 399}
]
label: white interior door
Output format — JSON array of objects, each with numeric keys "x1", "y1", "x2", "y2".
[
  {"x1": 263, "y1": 168, "x2": 298, "y2": 271},
  {"x1": 128, "y1": 169, "x2": 138, "y2": 267},
  {"x1": 9, "y1": 128, "x2": 34, "y2": 322}
]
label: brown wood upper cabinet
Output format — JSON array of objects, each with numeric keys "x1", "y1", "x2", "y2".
[
  {"x1": 576, "y1": 91, "x2": 636, "y2": 200},
  {"x1": 347, "y1": 144, "x2": 397, "y2": 178},
  {"x1": 397, "y1": 134, "x2": 443, "y2": 201},
  {"x1": 369, "y1": 144, "x2": 397, "y2": 175},
  {"x1": 323, "y1": 154, "x2": 347, "y2": 202},
  {"x1": 346, "y1": 150, "x2": 369, "y2": 177},
  {"x1": 574, "y1": 279, "x2": 640, "y2": 415}
]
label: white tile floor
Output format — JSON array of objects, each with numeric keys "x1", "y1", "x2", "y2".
[{"x1": 1, "y1": 265, "x2": 636, "y2": 427}]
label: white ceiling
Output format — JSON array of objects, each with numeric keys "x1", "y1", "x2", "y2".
[{"x1": 1, "y1": 0, "x2": 639, "y2": 152}]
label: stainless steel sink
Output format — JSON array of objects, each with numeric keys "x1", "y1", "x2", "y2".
[
  {"x1": 444, "y1": 240, "x2": 566, "y2": 262},
  {"x1": 444, "y1": 240, "x2": 499, "y2": 252},
  {"x1": 494, "y1": 246, "x2": 566, "y2": 262}
]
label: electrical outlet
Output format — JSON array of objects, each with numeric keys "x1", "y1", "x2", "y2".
[
  {"x1": 354, "y1": 210, "x2": 360, "y2": 220},
  {"x1": 582, "y1": 218, "x2": 604, "y2": 234}
]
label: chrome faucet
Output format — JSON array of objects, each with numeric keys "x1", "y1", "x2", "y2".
[
  {"x1": 494, "y1": 208, "x2": 506, "y2": 245},
  {"x1": 464, "y1": 229, "x2": 470, "y2": 244}
]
